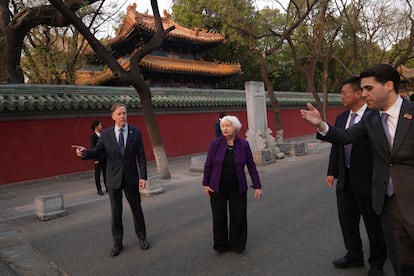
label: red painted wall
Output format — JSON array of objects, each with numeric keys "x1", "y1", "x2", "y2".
[{"x1": 0, "y1": 107, "x2": 343, "y2": 185}]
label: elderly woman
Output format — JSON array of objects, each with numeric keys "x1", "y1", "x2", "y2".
[{"x1": 202, "y1": 115, "x2": 262, "y2": 256}]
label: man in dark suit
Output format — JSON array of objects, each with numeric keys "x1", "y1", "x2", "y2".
[
  {"x1": 215, "y1": 112, "x2": 226, "y2": 137},
  {"x1": 326, "y1": 76, "x2": 386, "y2": 274},
  {"x1": 73, "y1": 103, "x2": 149, "y2": 257},
  {"x1": 301, "y1": 64, "x2": 414, "y2": 276},
  {"x1": 90, "y1": 120, "x2": 107, "y2": 195}
]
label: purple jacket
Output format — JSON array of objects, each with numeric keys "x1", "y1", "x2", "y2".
[{"x1": 202, "y1": 136, "x2": 262, "y2": 193}]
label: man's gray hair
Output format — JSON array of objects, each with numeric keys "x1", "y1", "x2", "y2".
[{"x1": 110, "y1": 103, "x2": 127, "y2": 113}]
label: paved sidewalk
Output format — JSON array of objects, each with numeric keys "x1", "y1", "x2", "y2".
[{"x1": 0, "y1": 157, "x2": 197, "y2": 223}]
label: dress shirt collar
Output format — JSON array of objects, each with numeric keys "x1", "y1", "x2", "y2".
[
  {"x1": 380, "y1": 96, "x2": 402, "y2": 119},
  {"x1": 114, "y1": 123, "x2": 128, "y2": 133},
  {"x1": 350, "y1": 104, "x2": 367, "y2": 120}
]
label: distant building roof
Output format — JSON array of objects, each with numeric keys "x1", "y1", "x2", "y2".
[
  {"x1": 77, "y1": 4, "x2": 240, "y2": 86},
  {"x1": 112, "y1": 4, "x2": 226, "y2": 45}
]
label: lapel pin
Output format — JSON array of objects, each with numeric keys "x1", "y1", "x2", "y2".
[{"x1": 404, "y1": 113, "x2": 412, "y2": 120}]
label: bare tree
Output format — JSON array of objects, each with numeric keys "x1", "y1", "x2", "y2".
[
  {"x1": 388, "y1": 0, "x2": 414, "y2": 67},
  {"x1": 48, "y1": 0, "x2": 173, "y2": 179},
  {"x1": 285, "y1": 0, "x2": 327, "y2": 118},
  {"x1": 0, "y1": 0, "x2": 104, "y2": 83},
  {"x1": 229, "y1": 0, "x2": 319, "y2": 142},
  {"x1": 21, "y1": 0, "x2": 112, "y2": 84}
]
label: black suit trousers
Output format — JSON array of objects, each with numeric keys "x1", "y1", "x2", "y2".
[
  {"x1": 93, "y1": 160, "x2": 107, "y2": 192},
  {"x1": 210, "y1": 174, "x2": 247, "y2": 252},
  {"x1": 109, "y1": 174, "x2": 146, "y2": 245},
  {"x1": 336, "y1": 172, "x2": 386, "y2": 268},
  {"x1": 381, "y1": 196, "x2": 414, "y2": 275}
]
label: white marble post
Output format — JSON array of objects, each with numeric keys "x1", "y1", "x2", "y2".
[{"x1": 245, "y1": 81, "x2": 283, "y2": 165}]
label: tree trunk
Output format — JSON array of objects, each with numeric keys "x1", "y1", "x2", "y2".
[
  {"x1": 5, "y1": 28, "x2": 25, "y2": 83},
  {"x1": 133, "y1": 82, "x2": 171, "y2": 179},
  {"x1": 48, "y1": 0, "x2": 172, "y2": 179},
  {"x1": 322, "y1": 60, "x2": 329, "y2": 122},
  {"x1": 0, "y1": 0, "x2": 100, "y2": 83},
  {"x1": 260, "y1": 54, "x2": 284, "y2": 143}
]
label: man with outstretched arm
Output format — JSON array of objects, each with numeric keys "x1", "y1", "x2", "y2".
[
  {"x1": 73, "y1": 103, "x2": 149, "y2": 257},
  {"x1": 301, "y1": 64, "x2": 414, "y2": 276}
]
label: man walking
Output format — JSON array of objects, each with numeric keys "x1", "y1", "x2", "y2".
[
  {"x1": 73, "y1": 103, "x2": 149, "y2": 257},
  {"x1": 326, "y1": 76, "x2": 386, "y2": 275}
]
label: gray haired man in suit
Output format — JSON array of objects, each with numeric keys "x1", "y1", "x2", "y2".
[
  {"x1": 301, "y1": 64, "x2": 414, "y2": 276},
  {"x1": 73, "y1": 103, "x2": 149, "y2": 257}
]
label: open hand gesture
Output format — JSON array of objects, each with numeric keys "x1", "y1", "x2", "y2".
[{"x1": 300, "y1": 103, "x2": 325, "y2": 129}]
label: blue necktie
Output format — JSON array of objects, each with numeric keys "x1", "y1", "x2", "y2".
[
  {"x1": 344, "y1": 113, "x2": 357, "y2": 168},
  {"x1": 118, "y1": 128, "x2": 125, "y2": 156},
  {"x1": 380, "y1": 113, "x2": 394, "y2": 197}
]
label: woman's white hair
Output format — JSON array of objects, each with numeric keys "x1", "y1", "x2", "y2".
[{"x1": 220, "y1": 115, "x2": 242, "y2": 133}]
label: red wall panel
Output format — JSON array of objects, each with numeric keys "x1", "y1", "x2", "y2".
[{"x1": 0, "y1": 107, "x2": 343, "y2": 185}]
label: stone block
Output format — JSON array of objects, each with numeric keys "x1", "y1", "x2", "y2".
[
  {"x1": 140, "y1": 175, "x2": 165, "y2": 196},
  {"x1": 305, "y1": 142, "x2": 320, "y2": 153},
  {"x1": 35, "y1": 193, "x2": 67, "y2": 221},
  {"x1": 253, "y1": 150, "x2": 276, "y2": 166},
  {"x1": 277, "y1": 142, "x2": 306, "y2": 156},
  {"x1": 189, "y1": 154, "x2": 207, "y2": 172}
]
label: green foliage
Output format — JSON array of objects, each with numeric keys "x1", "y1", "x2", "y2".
[
  {"x1": 21, "y1": 26, "x2": 87, "y2": 84},
  {"x1": 17, "y1": 0, "x2": 123, "y2": 84}
]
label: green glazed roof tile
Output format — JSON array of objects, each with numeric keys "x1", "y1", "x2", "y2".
[{"x1": 0, "y1": 85, "x2": 342, "y2": 116}]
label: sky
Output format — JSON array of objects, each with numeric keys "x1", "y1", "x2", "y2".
[
  {"x1": 115, "y1": 0, "x2": 173, "y2": 14},
  {"x1": 101, "y1": 0, "x2": 285, "y2": 37},
  {"x1": 113, "y1": 0, "x2": 283, "y2": 15}
]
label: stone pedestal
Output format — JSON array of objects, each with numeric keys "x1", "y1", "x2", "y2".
[
  {"x1": 277, "y1": 142, "x2": 306, "y2": 156},
  {"x1": 35, "y1": 193, "x2": 67, "y2": 221},
  {"x1": 305, "y1": 142, "x2": 320, "y2": 153},
  {"x1": 253, "y1": 149, "x2": 275, "y2": 165},
  {"x1": 140, "y1": 175, "x2": 165, "y2": 196},
  {"x1": 190, "y1": 154, "x2": 206, "y2": 172}
]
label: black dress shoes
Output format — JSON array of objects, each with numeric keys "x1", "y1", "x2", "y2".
[
  {"x1": 368, "y1": 267, "x2": 384, "y2": 276},
  {"x1": 237, "y1": 249, "x2": 245, "y2": 256},
  {"x1": 139, "y1": 238, "x2": 150, "y2": 250},
  {"x1": 214, "y1": 250, "x2": 224, "y2": 255},
  {"x1": 110, "y1": 244, "x2": 123, "y2": 257},
  {"x1": 97, "y1": 190, "x2": 104, "y2": 195},
  {"x1": 332, "y1": 256, "x2": 364, "y2": 268}
]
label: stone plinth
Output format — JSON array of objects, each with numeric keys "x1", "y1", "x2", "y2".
[
  {"x1": 305, "y1": 142, "x2": 320, "y2": 153},
  {"x1": 253, "y1": 150, "x2": 276, "y2": 166},
  {"x1": 35, "y1": 193, "x2": 67, "y2": 221},
  {"x1": 190, "y1": 154, "x2": 206, "y2": 172},
  {"x1": 277, "y1": 142, "x2": 306, "y2": 156},
  {"x1": 140, "y1": 175, "x2": 165, "y2": 196}
]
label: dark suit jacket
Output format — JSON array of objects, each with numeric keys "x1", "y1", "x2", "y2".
[
  {"x1": 215, "y1": 120, "x2": 222, "y2": 137},
  {"x1": 84, "y1": 125, "x2": 147, "y2": 189},
  {"x1": 318, "y1": 99, "x2": 414, "y2": 223},
  {"x1": 327, "y1": 109, "x2": 373, "y2": 197},
  {"x1": 90, "y1": 132, "x2": 106, "y2": 161}
]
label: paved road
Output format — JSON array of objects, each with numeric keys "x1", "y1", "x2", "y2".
[{"x1": 0, "y1": 140, "x2": 394, "y2": 275}]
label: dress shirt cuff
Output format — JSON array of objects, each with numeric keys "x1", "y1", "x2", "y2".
[{"x1": 317, "y1": 122, "x2": 329, "y2": 136}]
